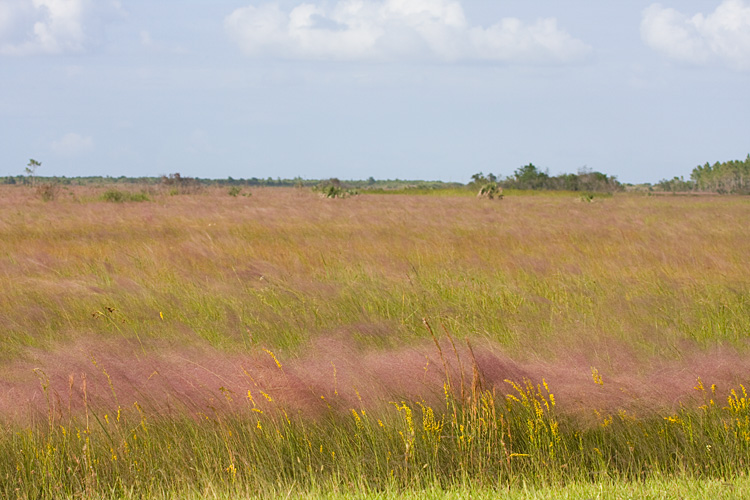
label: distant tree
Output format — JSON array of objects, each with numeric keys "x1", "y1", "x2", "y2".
[
  {"x1": 470, "y1": 172, "x2": 486, "y2": 185},
  {"x1": 470, "y1": 172, "x2": 498, "y2": 186},
  {"x1": 25, "y1": 159, "x2": 41, "y2": 186},
  {"x1": 656, "y1": 176, "x2": 694, "y2": 193},
  {"x1": 511, "y1": 163, "x2": 549, "y2": 189},
  {"x1": 494, "y1": 162, "x2": 621, "y2": 193}
]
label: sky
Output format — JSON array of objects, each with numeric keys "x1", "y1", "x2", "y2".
[{"x1": 1, "y1": 0, "x2": 749, "y2": 184}]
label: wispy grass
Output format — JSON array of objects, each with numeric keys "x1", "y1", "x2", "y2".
[
  {"x1": 2, "y1": 188, "x2": 748, "y2": 360},
  {"x1": 2, "y1": 186, "x2": 750, "y2": 497},
  {"x1": 361, "y1": 187, "x2": 475, "y2": 196},
  {"x1": 4, "y1": 351, "x2": 750, "y2": 498}
]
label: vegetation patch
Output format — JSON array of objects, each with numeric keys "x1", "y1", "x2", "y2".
[
  {"x1": 161, "y1": 172, "x2": 202, "y2": 195},
  {"x1": 100, "y1": 189, "x2": 151, "y2": 202},
  {"x1": 476, "y1": 181, "x2": 502, "y2": 199},
  {"x1": 313, "y1": 178, "x2": 359, "y2": 198},
  {"x1": 5, "y1": 341, "x2": 750, "y2": 499},
  {"x1": 1, "y1": 186, "x2": 749, "y2": 498}
]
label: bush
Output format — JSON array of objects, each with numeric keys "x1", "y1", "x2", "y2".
[
  {"x1": 101, "y1": 189, "x2": 150, "y2": 203},
  {"x1": 161, "y1": 173, "x2": 202, "y2": 195},
  {"x1": 313, "y1": 179, "x2": 359, "y2": 199},
  {"x1": 477, "y1": 182, "x2": 502, "y2": 200},
  {"x1": 35, "y1": 183, "x2": 59, "y2": 202}
]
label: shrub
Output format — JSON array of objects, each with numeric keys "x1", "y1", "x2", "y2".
[
  {"x1": 161, "y1": 173, "x2": 202, "y2": 195},
  {"x1": 35, "y1": 183, "x2": 59, "y2": 202},
  {"x1": 477, "y1": 182, "x2": 502, "y2": 200},
  {"x1": 313, "y1": 179, "x2": 359, "y2": 199},
  {"x1": 101, "y1": 189, "x2": 150, "y2": 203}
]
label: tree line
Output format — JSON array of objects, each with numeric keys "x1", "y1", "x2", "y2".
[
  {"x1": 657, "y1": 154, "x2": 750, "y2": 194},
  {"x1": 470, "y1": 164, "x2": 622, "y2": 193},
  {"x1": 4, "y1": 155, "x2": 750, "y2": 194}
]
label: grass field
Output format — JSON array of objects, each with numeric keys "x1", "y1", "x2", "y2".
[{"x1": 1, "y1": 185, "x2": 749, "y2": 498}]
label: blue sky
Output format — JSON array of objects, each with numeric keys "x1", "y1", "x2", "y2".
[{"x1": 1, "y1": 0, "x2": 749, "y2": 183}]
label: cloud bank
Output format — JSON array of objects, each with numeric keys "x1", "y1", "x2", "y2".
[
  {"x1": 642, "y1": 0, "x2": 750, "y2": 70},
  {"x1": 225, "y1": 0, "x2": 591, "y2": 63},
  {"x1": 0, "y1": 0, "x2": 121, "y2": 56}
]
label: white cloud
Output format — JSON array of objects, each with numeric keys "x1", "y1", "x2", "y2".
[
  {"x1": 0, "y1": 0, "x2": 121, "y2": 56},
  {"x1": 51, "y1": 132, "x2": 94, "y2": 156},
  {"x1": 225, "y1": 0, "x2": 591, "y2": 63},
  {"x1": 642, "y1": 0, "x2": 750, "y2": 70}
]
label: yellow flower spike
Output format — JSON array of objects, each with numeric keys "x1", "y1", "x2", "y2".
[
  {"x1": 694, "y1": 378, "x2": 704, "y2": 392},
  {"x1": 263, "y1": 349, "x2": 283, "y2": 370},
  {"x1": 591, "y1": 367, "x2": 604, "y2": 386},
  {"x1": 505, "y1": 379, "x2": 528, "y2": 403},
  {"x1": 534, "y1": 400, "x2": 544, "y2": 419},
  {"x1": 261, "y1": 391, "x2": 273, "y2": 402},
  {"x1": 351, "y1": 409, "x2": 362, "y2": 426},
  {"x1": 159, "y1": 311, "x2": 164, "y2": 320},
  {"x1": 331, "y1": 361, "x2": 338, "y2": 396},
  {"x1": 541, "y1": 393, "x2": 550, "y2": 413}
]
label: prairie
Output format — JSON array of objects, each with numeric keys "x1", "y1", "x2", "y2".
[{"x1": 1, "y1": 185, "x2": 749, "y2": 498}]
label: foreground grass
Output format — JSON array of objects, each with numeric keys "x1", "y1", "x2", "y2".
[
  {"x1": 4, "y1": 368, "x2": 749, "y2": 499},
  {"x1": 172, "y1": 478, "x2": 750, "y2": 500},
  {"x1": 29, "y1": 478, "x2": 748, "y2": 499}
]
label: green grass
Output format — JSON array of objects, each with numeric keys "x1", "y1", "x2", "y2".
[
  {"x1": 158, "y1": 478, "x2": 750, "y2": 500},
  {"x1": 2, "y1": 186, "x2": 750, "y2": 498},
  {"x1": 5, "y1": 370, "x2": 750, "y2": 499}
]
